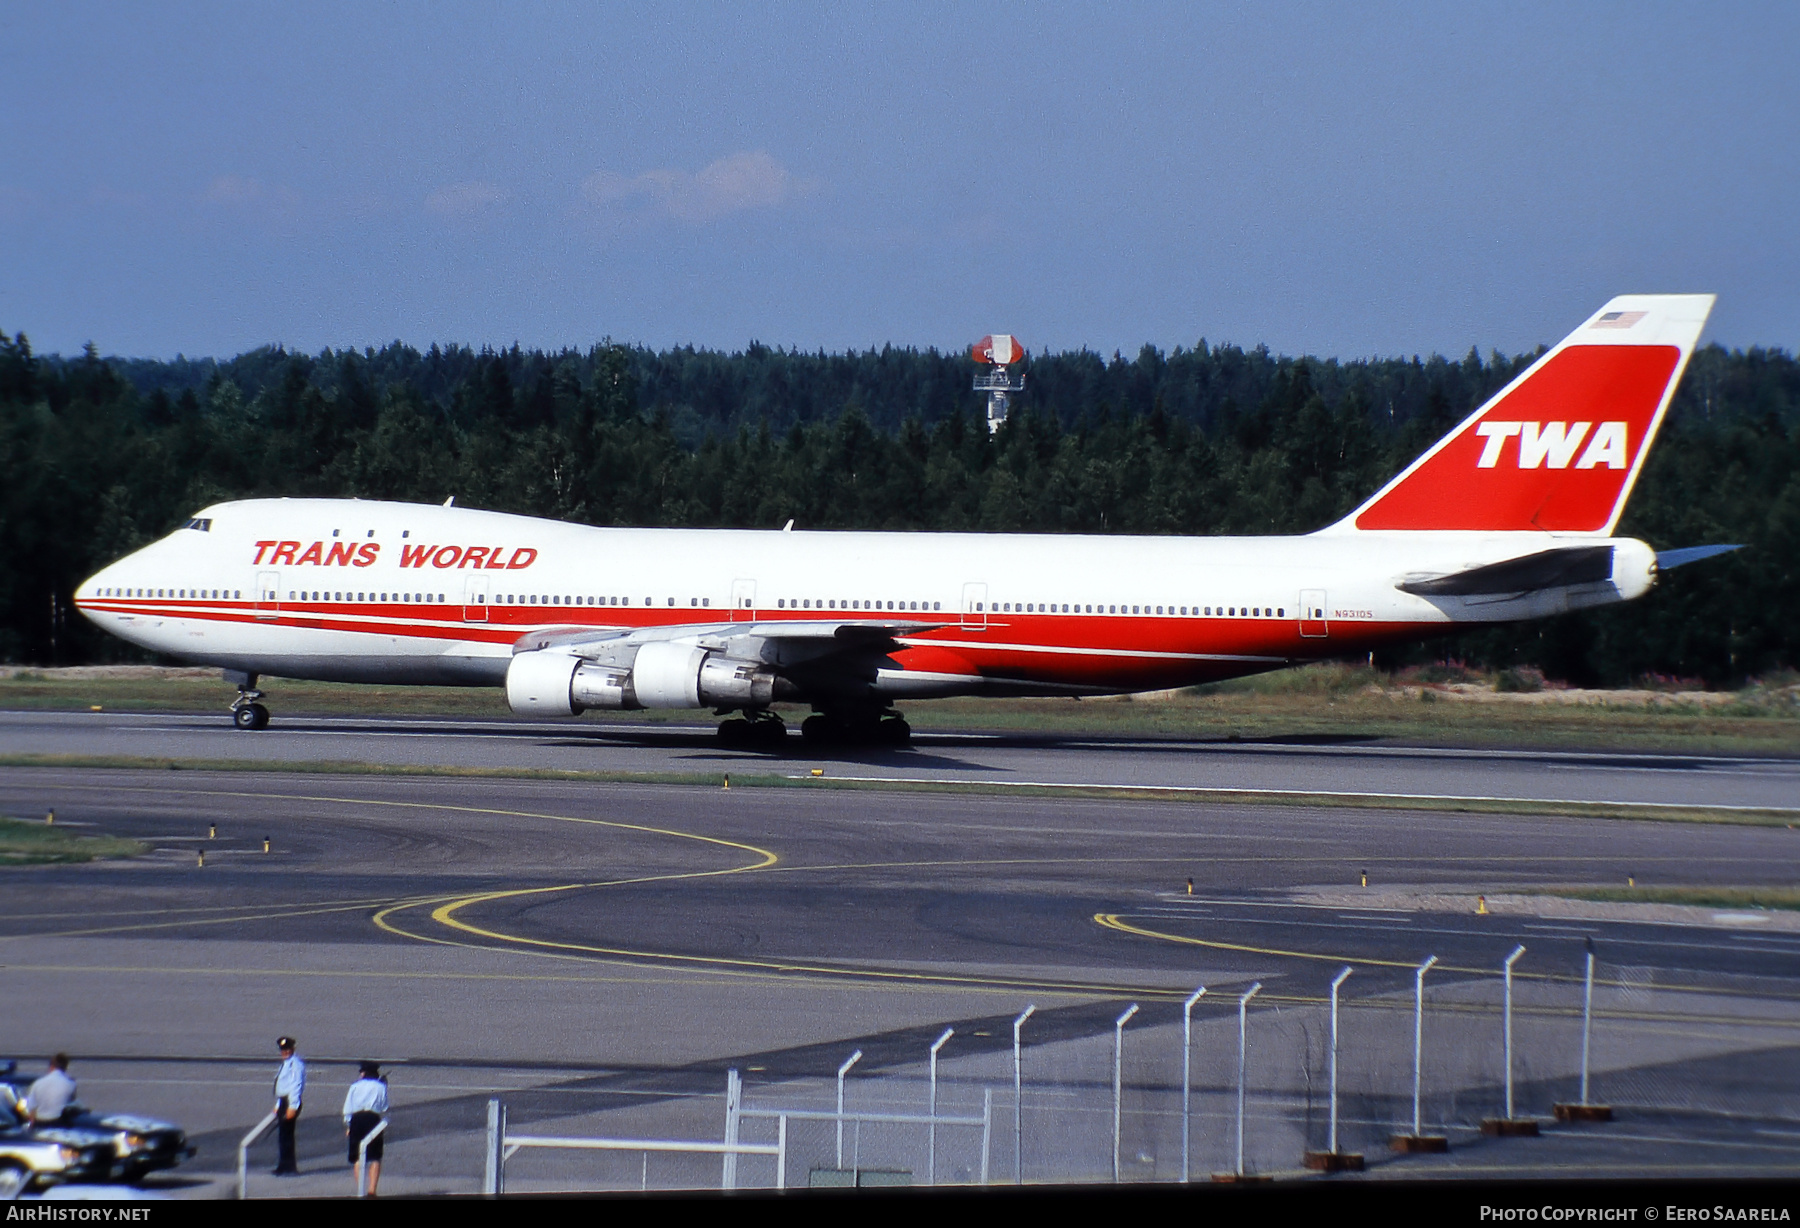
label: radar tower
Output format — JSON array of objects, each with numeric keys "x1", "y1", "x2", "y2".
[{"x1": 971, "y1": 334, "x2": 1025, "y2": 434}]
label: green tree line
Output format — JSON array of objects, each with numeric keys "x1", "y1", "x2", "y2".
[{"x1": 2, "y1": 331, "x2": 1795, "y2": 685}]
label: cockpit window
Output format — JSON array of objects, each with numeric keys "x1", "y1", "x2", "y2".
[{"x1": 182, "y1": 517, "x2": 212, "y2": 532}]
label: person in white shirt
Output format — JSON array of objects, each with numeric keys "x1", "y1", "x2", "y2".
[
  {"x1": 272, "y1": 1037, "x2": 306, "y2": 1176},
  {"x1": 24, "y1": 1054, "x2": 77, "y2": 1125},
  {"x1": 342, "y1": 1062, "x2": 389, "y2": 1196}
]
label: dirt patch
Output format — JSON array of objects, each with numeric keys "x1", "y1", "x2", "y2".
[{"x1": 1288, "y1": 886, "x2": 1800, "y2": 932}]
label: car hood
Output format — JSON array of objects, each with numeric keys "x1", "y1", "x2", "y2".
[
  {"x1": 92, "y1": 1114, "x2": 181, "y2": 1135},
  {"x1": 14, "y1": 1126, "x2": 115, "y2": 1148}
]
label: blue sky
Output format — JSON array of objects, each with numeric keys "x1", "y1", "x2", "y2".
[{"x1": 3, "y1": 2, "x2": 1795, "y2": 360}]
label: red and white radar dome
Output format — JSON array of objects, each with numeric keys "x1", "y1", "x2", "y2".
[{"x1": 971, "y1": 334, "x2": 1023, "y2": 366}]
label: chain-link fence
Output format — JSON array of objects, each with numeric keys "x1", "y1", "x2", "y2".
[{"x1": 245, "y1": 957, "x2": 1800, "y2": 1194}]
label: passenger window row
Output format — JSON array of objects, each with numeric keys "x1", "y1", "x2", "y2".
[
  {"x1": 495, "y1": 595, "x2": 711, "y2": 608},
  {"x1": 987, "y1": 602, "x2": 1288, "y2": 617},
  {"x1": 777, "y1": 599, "x2": 942, "y2": 612},
  {"x1": 98, "y1": 587, "x2": 242, "y2": 599},
  {"x1": 291, "y1": 591, "x2": 446, "y2": 603}
]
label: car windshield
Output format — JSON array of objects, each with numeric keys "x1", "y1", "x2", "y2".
[{"x1": 0, "y1": 1100, "x2": 20, "y2": 1129}]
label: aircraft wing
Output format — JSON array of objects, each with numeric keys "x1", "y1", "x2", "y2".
[{"x1": 512, "y1": 618, "x2": 947, "y2": 658}]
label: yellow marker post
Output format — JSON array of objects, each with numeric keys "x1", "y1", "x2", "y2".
[
  {"x1": 722, "y1": 774, "x2": 730, "y2": 790},
  {"x1": 209, "y1": 824, "x2": 217, "y2": 840},
  {"x1": 1186, "y1": 877, "x2": 1194, "y2": 896},
  {"x1": 196, "y1": 850, "x2": 205, "y2": 868},
  {"x1": 45, "y1": 809, "x2": 54, "y2": 826},
  {"x1": 1477, "y1": 895, "x2": 1488, "y2": 915},
  {"x1": 89, "y1": 705, "x2": 102, "y2": 712},
  {"x1": 810, "y1": 769, "x2": 824, "y2": 777},
  {"x1": 1359, "y1": 870, "x2": 1368, "y2": 888},
  {"x1": 1627, "y1": 876, "x2": 1635, "y2": 887},
  {"x1": 262, "y1": 838, "x2": 271, "y2": 853}
]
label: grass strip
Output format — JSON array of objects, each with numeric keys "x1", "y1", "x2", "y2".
[
  {"x1": 1, "y1": 752, "x2": 1796, "y2": 827},
  {"x1": 0, "y1": 815, "x2": 145, "y2": 864}
]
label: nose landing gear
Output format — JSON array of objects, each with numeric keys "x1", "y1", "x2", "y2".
[{"x1": 226, "y1": 670, "x2": 271, "y2": 730}]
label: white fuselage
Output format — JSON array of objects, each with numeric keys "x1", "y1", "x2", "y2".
[{"x1": 76, "y1": 498, "x2": 1655, "y2": 699}]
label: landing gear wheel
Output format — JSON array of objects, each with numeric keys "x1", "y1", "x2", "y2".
[
  {"x1": 233, "y1": 703, "x2": 270, "y2": 731},
  {"x1": 719, "y1": 715, "x2": 788, "y2": 747},
  {"x1": 801, "y1": 714, "x2": 837, "y2": 745},
  {"x1": 879, "y1": 717, "x2": 912, "y2": 746}
]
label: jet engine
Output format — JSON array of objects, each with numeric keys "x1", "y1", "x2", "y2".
[{"x1": 505, "y1": 642, "x2": 785, "y2": 716}]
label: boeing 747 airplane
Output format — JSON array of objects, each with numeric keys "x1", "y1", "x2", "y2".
[{"x1": 75, "y1": 295, "x2": 1736, "y2": 745}]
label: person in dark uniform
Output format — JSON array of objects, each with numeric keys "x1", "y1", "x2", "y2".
[
  {"x1": 272, "y1": 1036, "x2": 305, "y2": 1176},
  {"x1": 342, "y1": 1062, "x2": 389, "y2": 1196}
]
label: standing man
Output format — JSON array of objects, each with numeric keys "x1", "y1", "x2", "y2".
[
  {"x1": 342, "y1": 1062, "x2": 388, "y2": 1196},
  {"x1": 272, "y1": 1036, "x2": 305, "y2": 1176},
  {"x1": 24, "y1": 1054, "x2": 76, "y2": 1125}
]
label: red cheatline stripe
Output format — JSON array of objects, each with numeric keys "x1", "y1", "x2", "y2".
[{"x1": 74, "y1": 597, "x2": 1420, "y2": 667}]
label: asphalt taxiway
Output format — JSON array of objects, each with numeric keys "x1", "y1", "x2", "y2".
[
  {"x1": 2, "y1": 764, "x2": 1797, "y2": 1192},
  {"x1": 5, "y1": 709, "x2": 1800, "y2": 810}
]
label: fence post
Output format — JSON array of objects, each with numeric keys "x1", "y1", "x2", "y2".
[
  {"x1": 776, "y1": 1114, "x2": 787, "y2": 1190},
  {"x1": 928, "y1": 1027, "x2": 953, "y2": 1184},
  {"x1": 722, "y1": 1069, "x2": 742, "y2": 1191},
  {"x1": 483, "y1": 1098, "x2": 503, "y2": 1196},
  {"x1": 1504, "y1": 944, "x2": 1526, "y2": 1119},
  {"x1": 1329, "y1": 966, "x2": 1352, "y2": 1155},
  {"x1": 1181, "y1": 985, "x2": 1206, "y2": 1183},
  {"x1": 237, "y1": 1111, "x2": 277, "y2": 1201},
  {"x1": 1581, "y1": 943, "x2": 1595, "y2": 1104},
  {"x1": 355, "y1": 1118, "x2": 387, "y2": 1198},
  {"x1": 980, "y1": 1087, "x2": 992, "y2": 1185},
  {"x1": 1235, "y1": 983, "x2": 1262, "y2": 1177},
  {"x1": 835, "y1": 1049, "x2": 862, "y2": 1170},
  {"x1": 1112, "y1": 1003, "x2": 1139, "y2": 1182},
  {"x1": 1012, "y1": 1004, "x2": 1034, "y2": 1184},
  {"x1": 1411, "y1": 955, "x2": 1438, "y2": 1137}
]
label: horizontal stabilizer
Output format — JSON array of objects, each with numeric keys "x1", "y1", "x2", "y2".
[
  {"x1": 1655, "y1": 543, "x2": 1743, "y2": 571},
  {"x1": 1398, "y1": 545, "x2": 1614, "y2": 597}
]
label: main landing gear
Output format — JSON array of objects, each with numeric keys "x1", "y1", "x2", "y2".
[
  {"x1": 226, "y1": 670, "x2": 270, "y2": 731},
  {"x1": 800, "y1": 709, "x2": 911, "y2": 747},
  {"x1": 716, "y1": 711, "x2": 788, "y2": 747}
]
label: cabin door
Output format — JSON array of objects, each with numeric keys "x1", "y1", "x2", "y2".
[
  {"x1": 731, "y1": 579, "x2": 757, "y2": 621},
  {"x1": 961, "y1": 582, "x2": 988, "y2": 630},
  {"x1": 464, "y1": 577, "x2": 489, "y2": 622},
  {"x1": 1299, "y1": 589, "x2": 1328, "y2": 638}
]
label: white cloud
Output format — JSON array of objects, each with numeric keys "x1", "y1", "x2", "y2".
[
  {"x1": 203, "y1": 175, "x2": 267, "y2": 205},
  {"x1": 424, "y1": 181, "x2": 512, "y2": 217},
  {"x1": 581, "y1": 151, "x2": 815, "y2": 222}
]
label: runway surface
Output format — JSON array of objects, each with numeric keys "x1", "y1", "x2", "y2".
[
  {"x1": 1, "y1": 764, "x2": 1797, "y2": 1192},
  {"x1": 5, "y1": 709, "x2": 1800, "y2": 811}
]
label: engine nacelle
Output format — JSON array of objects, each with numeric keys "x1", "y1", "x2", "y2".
[
  {"x1": 506, "y1": 649, "x2": 584, "y2": 716},
  {"x1": 505, "y1": 644, "x2": 783, "y2": 716}
]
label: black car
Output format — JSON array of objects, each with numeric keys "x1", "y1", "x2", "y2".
[{"x1": 0, "y1": 1064, "x2": 195, "y2": 1182}]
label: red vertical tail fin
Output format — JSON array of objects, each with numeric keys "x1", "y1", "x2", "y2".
[{"x1": 1335, "y1": 295, "x2": 1714, "y2": 535}]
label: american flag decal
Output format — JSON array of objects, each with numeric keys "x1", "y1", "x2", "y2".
[{"x1": 1591, "y1": 310, "x2": 1647, "y2": 329}]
